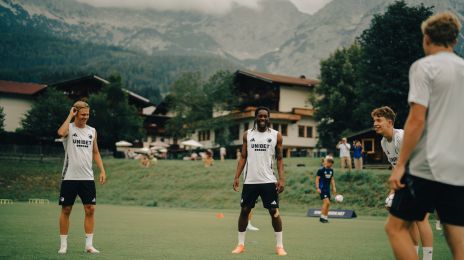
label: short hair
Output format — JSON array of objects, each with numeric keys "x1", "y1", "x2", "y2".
[
  {"x1": 73, "y1": 101, "x2": 89, "y2": 110},
  {"x1": 254, "y1": 106, "x2": 270, "y2": 117},
  {"x1": 421, "y1": 11, "x2": 462, "y2": 47},
  {"x1": 324, "y1": 156, "x2": 334, "y2": 164},
  {"x1": 371, "y1": 106, "x2": 396, "y2": 122}
]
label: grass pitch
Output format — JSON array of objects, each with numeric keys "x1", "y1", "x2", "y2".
[{"x1": 0, "y1": 203, "x2": 451, "y2": 259}]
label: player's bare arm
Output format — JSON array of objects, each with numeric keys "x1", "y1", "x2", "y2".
[
  {"x1": 315, "y1": 176, "x2": 321, "y2": 194},
  {"x1": 389, "y1": 103, "x2": 426, "y2": 190},
  {"x1": 331, "y1": 178, "x2": 336, "y2": 194},
  {"x1": 57, "y1": 106, "x2": 77, "y2": 137},
  {"x1": 92, "y1": 131, "x2": 106, "y2": 185},
  {"x1": 275, "y1": 132, "x2": 285, "y2": 193},
  {"x1": 233, "y1": 131, "x2": 248, "y2": 191}
]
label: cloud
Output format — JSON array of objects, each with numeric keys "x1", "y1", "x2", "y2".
[
  {"x1": 76, "y1": 0, "x2": 261, "y2": 15},
  {"x1": 76, "y1": 0, "x2": 332, "y2": 15},
  {"x1": 288, "y1": 0, "x2": 332, "y2": 15}
]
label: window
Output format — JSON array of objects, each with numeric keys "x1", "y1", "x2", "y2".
[
  {"x1": 306, "y1": 126, "x2": 313, "y2": 138},
  {"x1": 244, "y1": 122, "x2": 249, "y2": 131},
  {"x1": 281, "y1": 124, "x2": 288, "y2": 136},
  {"x1": 298, "y1": 125, "x2": 315, "y2": 138},
  {"x1": 198, "y1": 130, "x2": 210, "y2": 141},
  {"x1": 362, "y1": 138, "x2": 375, "y2": 154},
  {"x1": 274, "y1": 124, "x2": 280, "y2": 131},
  {"x1": 298, "y1": 126, "x2": 305, "y2": 137}
]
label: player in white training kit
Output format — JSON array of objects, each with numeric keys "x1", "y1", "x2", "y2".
[
  {"x1": 386, "y1": 12, "x2": 464, "y2": 259},
  {"x1": 57, "y1": 101, "x2": 106, "y2": 254},
  {"x1": 372, "y1": 106, "x2": 433, "y2": 260},
  {"x1": 232, "y1": 107, "x2": 287, "y2": 256}
]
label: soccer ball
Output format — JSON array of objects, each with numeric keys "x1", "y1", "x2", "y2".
[
  {"x1": 335, "y1": 194, "x2": 344, "y2": 202},
  {"x1": 385, "y1": 193, "x2": 395, "y2": 208}
]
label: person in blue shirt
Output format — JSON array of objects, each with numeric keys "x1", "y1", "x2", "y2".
[
  {"x1": 315, "y1": 156, "x2": 337, "y2": 223},
  {"x1": 353, "y1": 140, "x2": 364, "y2": 171}
]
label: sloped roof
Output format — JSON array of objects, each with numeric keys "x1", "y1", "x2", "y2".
[
  {"x1": 237, "y1": 70, "x2": 319, "y2": 87},
  {"x1": 123, "y1": 89, "x2": 151, "y2": 105},
  {"x1": 0, "y1": 80, "x2": 47, "y2": 95},
  {"x1": 51, "y1": 75, "x2": 109, "y2": 89}
]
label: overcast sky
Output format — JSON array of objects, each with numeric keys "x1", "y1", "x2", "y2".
[{"x1": 76, "y1": 0, "x2": 332, "y2": 15}]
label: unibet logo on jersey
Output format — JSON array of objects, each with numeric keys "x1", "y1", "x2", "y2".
[{"x1": 251, "y1": 143, "x2": 270, "y2": 152}]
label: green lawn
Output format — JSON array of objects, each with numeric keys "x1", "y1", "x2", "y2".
[
  {"x1": 0, "y1": 157, "x2": 394, "y2": 215},
  {"x1": 0, "y1": 158, "x2": 452, "y2": 259},
  {"x1": 0, "y1": 203, "x2": 451, "y2": 259}
]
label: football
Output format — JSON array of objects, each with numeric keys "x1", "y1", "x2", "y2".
[
  {"x1": 385, "y1": 193, "x2": 395, "y2": 208},
  {"x1": 335, "y1": 194, "x2": 344, "y2": 202}
]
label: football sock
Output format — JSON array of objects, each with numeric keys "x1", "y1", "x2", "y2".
[
  {"x1": 238, "y1": 232, "x2": 246, "y2": 245},
  {"x1": 422, "y1": 247, "x2": 433, "y2": 260},
  {"x1": 60, "y1": 235, "x2": 68, "y2": 247},
  {"x1": 321, "y1": 215, "x2": 328, "y2": 220},
  {"x1": 85, "y1": 234, "x2": 93, "y2": 248},
  {"x1": 275, "y1": 232, "x2": 283, "y2": 247}
]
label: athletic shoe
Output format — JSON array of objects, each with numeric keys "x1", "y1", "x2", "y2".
[
  {"x1": 436, "y1": 221, "x2": 442, "y2": 231},
  {"x1": 85, "y1": 246, "x2": 100, "y2": 254},
  {"x1": 276, "y1": 246, "x2": 287, "y2": 256},
  {"x1": 231, "y1": 244, "x2": 245, "y2": 254},
  {"x1": 58, "y1": 246, "x2": 67, "y2": 254},
  {"x1": 247, "y1": 223, "x2": 259, "y2": 231},
  {"x1": 319, "y1": 218, "x2": 328, "y2": 223}
]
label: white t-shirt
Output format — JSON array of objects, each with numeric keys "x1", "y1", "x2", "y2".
[
  {"x1": 337, "y1": 142, "x2": 351, "y2": 157},
  {"x1": 61, "y1": 123, "x2": 95, "y2": 180},
  {"x1": 408, "y1": 51, "x2": 464, "y2": 186},
  {"x1": 244, "y1": 128, "x2": 278, "y2": 184},
  {"x1": 220, "y1": 147, "x2": 226, "y2": 156},
  {"x1": 381, "y1": 129, "x2": 404, "y2": 167}
]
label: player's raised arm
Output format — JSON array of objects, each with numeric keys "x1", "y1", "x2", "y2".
[
  {"x1": 57, "y1": 106, "x2": 77, "y2": 137},
  {"x1": 233, "y1": 131, "x2": 248, "y2": 191}
]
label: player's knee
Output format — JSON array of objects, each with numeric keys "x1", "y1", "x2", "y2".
[
  {"x1": 384, "y1": 219, "x2": 403, "y2": 237},
  {"x1": 84, "y1": 205, "x2": 95, "y2": 216},
  {"x1": 240, "y1": 207, "x2": 251, "y2": 218},
  {"x1": 268, "y1": 208, "x2": 279, "y2": 218},
  {"x1": 61, "y1": 206, "x2": 72, "y2": 216}
]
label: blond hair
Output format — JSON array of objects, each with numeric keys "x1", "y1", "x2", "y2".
[
  {"x1": 421, "y1": 11, "x2": 462, "y2": 47},
  {"x1": 73, "y1": 101, "x2": 89, "y2": 110}
]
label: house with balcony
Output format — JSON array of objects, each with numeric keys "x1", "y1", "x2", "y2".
[{"x1": 191, "y1": 70, "x2": 322, "y2": 157}]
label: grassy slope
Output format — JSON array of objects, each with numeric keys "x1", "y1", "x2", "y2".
[
  {"x1": 0, "y1": 204, "x2": 451, "y2": 259},
  {"x1": 0, "y1": 157, "x2": 393, "y2": 216}
]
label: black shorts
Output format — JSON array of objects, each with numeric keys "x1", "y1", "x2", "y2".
[
  {"x1": 320, "y1": 190, "x2": 330, "y2": 200},
  {"x1": 390, "y1": 174, "x2": 464, "y2": 226},
  {"x1": 241, "y1": 183, "x2": 279, "y2": 209},
  {"x1": 59, "y1": 180, "x2": 96, "y2": 206}
]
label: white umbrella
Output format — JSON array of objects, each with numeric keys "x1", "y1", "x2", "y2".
[
  {"x1": 181, "y1": 139, "x2": 203, "y2": 148},
  {"x1": 115, "y1": 140, "x2": 133, "y2": 147}
]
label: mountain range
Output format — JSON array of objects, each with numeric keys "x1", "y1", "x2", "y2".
[{"x1": 1, "y1": 0, "x2": 463, "y2": 100}]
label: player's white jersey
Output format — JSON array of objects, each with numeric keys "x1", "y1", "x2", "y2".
[
  {"x1": 244, "y1": 128, "x2": 278, "y2": 184},
  {"x1": 380, "y1": 129, "x2": 404, "y2": 167},
  {"x1": 61, "y1": 123, "x2": 95, "y2": 180}
]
